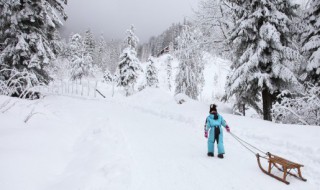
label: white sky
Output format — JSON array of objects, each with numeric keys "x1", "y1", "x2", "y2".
[{"x1": 61, "y1": 0, "x2": 200, "y2": 43}]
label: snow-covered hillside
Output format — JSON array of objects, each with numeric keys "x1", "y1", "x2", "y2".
[{"x1": 0, "y1": 88, "x2": 319, "y2": 190}]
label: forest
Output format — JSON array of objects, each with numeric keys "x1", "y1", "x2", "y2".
[{"x1": 0, "y1": 0, "x2": 319, "y2": 125}]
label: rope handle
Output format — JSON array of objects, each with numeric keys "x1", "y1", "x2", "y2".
[{"x1": 228, "y1": 131, "x2": 268, "y2": 156}]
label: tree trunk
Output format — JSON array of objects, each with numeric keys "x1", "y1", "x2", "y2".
[
  {"x1": 242, "y1": 103, "x2": 246, "y2": 116},
  {"x1": 262, "y1": 87, "x2": 272, "y2": 121}
]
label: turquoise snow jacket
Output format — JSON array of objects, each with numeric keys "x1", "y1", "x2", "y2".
[
  {"x1": 205, "y1": 113, "x2": 227, "y2": 131},
  {"x1": 206, "y1": 113, "x2": 227, "y2": 154}
]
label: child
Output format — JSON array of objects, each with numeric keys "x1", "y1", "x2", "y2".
[{"x1": 204, "y1": 104, "x2": 230, "y2": 158}]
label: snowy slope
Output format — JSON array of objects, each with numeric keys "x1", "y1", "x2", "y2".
[{"x1": 0, "y1": 89, "x2": 319, "y2": 190}]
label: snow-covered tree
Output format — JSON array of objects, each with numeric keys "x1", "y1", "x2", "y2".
[
  {"x1": 117, "y1": 25, "x2": 142, "y2": 96},
  {"x1": 117, "y1": 49, "x2": 141, "y2": 96},
  {"x1": 103, "y1": 69, "x2": 113, "y2": 83},
  {"x1": 300, "y1": 0, "x2": 320, "y2": 85},
  {"x1": 195, "y1": 0, "x2": 234, "y2": 57},
  {"x1": 94, "y1": 34, "x2": 107, "y2": 70},
  {"x1": 0, "y1": 0, "x2": 67, "y2": 97},
  {"x1": 272, "y1": 83, "x2": 320, "y2": 126},
  {"x1": 83, "y1": 28, "x2": 96, "y2": 59},
  {"x1": 51, "y1": 30, "x2": 64, "y2": 56},
  {"x1": 272, "y1": 0, "x2": 320, "y2": 126},
  {"x1": 175, "y1": 26, "x2": 204, "y2": 100},
  {"x1": 68, "y1": 34, "x2": 93, "y2": 81},
  {"x1": 47, "y1": 39, "x2": 72, "y2": 80},
  {"x1": 125, "y1": 25, "x2": 139, "y2": 50},
  {"x1": 108, "y1": 39, "x2": 121, "y2": 74},
  {"x1": 145, "y1": 57, "x2": 159, "y2": 88},
  {"x1": 224, "y1": 0, "x2": 303, "y2": 121}
]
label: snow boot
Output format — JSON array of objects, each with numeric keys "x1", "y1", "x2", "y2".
[
  {"x1": 207, "y1": 152, "x2": 214, "y2": 157},
  {"x1": 218, "y1": 154, "x2": 224, "y2": 159}
]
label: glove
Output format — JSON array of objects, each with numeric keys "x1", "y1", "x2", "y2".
[
  {"x1": 226, "y1": 125, "x2": 230, "y2": 133},
  {"x1": 204, "y1": 130, "x2": 208, "y2": 138}
]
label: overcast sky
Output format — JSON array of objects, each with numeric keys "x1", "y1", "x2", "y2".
[{"x1": 61, "y1": 0, "x2": 200, "y2": 43}]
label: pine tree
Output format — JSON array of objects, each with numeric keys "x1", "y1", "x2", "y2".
[
  {"x1": 225, "y1": 0, "x2": 302, "y2": 121},
  {"x1": 175, "y1": 26, "x2": 204, "y2": 100},
  {"x1": 108, "y1": 39, "x2": 121, "y2": 74},
  {"x1": 146, "y1": 57, "x2": 159, "y2": 88},
  {"x1": 301, "y1": 0, "x2": 320, "y2": 85},
  {"x1": 83, "y1": 28, "x2": 96, "y2": 59},
  {"x1": 125, "y1": 25, "x2": 139, "y2": 50},
  {"x1": 95, "y1": 34, "x2": 107, "y2": 70},
  {"x1": 103, "y1": 69, "x2": 113, "y2": 83},
  {"x1": 0, "y1": 0, "x2": 67, "y2": 97},
  {"x1": 51, "y1": 30, "x2": 64, "y2": 56},
  {"x1": 117, "y1": 25, "x2": 142, "y2": 96},
  {"x1": 68, "y1": 34, "x2": 93, "y2": 81}
]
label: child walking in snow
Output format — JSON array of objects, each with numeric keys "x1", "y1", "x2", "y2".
[{"x1": 204, "y1": 104, "x2": 230, "y2": 158}]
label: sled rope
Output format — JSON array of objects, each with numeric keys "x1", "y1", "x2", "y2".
[{"x1": 229, "y1": 131, "x2": 267, "y2": 158}]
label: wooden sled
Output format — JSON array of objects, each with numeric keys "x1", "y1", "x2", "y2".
[{"x1": 256, "y1": 152, "x2": 307, "y2": 185}]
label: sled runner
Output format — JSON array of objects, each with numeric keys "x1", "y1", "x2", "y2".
[
  {"x1": 229, "y1": 132, "x2": 307, "y2": 185},
  {"x1": 256, "y1": 152, "x2": 307, "y2": 185}
]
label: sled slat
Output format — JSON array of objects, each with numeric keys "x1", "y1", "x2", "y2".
[{"x1": 269, "y1": 154, "x2": 303, "y2": 169}]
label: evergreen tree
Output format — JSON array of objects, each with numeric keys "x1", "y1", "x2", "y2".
[
  {"x1": 83, "y1": 28, "x2": 96, "y2": 59},
  {"x1": 0, "y1": 0, "x2": 67, "y2": 97},
  {"x1": 51, "y1": 30, "x2": 64, "y2": 56},
  {"x1": 175, "y1": 26, "x2": 204, "y2": 100},
  {"x1": 108, "y1": 39, "x2": 121, "y2": 74},
  {"x1": 95, "y1": 34, "x2": 107, "y2": 70},
  {"x1": 272, "y1": 83, "x2": 320, "y2": 126},
  {"x1": 103, "y1": 69, "x2": 113, "y2": 83},
  {"x1": 225, "y1": 0, "x2": 302, "y2": 121},
  {"x1": 146, "y1": 57, "x2": 159, "y2": 88},
  {"x1": 117, "y1": 25, "x2": 142, "y2": 96},
  {"x1": 300, "y1": 0, "x2": 320, "y2": 85},
  {"x1": 68, "y1": 34, "x2": 93, "y2": 81},
  {"x1": 126, "y1": 25, "x2": 139, "y2": 50}
]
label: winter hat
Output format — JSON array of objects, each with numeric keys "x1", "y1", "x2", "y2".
[
  {"x1": 209, "y1": 104, "x2": 219, "y2": 120},
  {"x1": 209, "y1": 104, "x2": 217, "y2": 113}
]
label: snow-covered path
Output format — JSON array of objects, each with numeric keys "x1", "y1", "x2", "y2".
[{"x1": 0, "y1": 90, "x2": 319, "y2": 190}]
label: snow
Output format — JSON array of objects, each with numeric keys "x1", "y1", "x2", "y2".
[
  {"x1": 291, "y1": 0, "x2": 309, "y2": 8},
  {"x1": 308, "y1": 48, "x2": 320, "y2": 72},
  {"x1": 1, "y1": 87, "x2": 319, "y2": 190}
]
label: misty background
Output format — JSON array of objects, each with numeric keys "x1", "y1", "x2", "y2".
[{"x1": 61, "y1": 0, "x2": 200, "y2": 42}]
